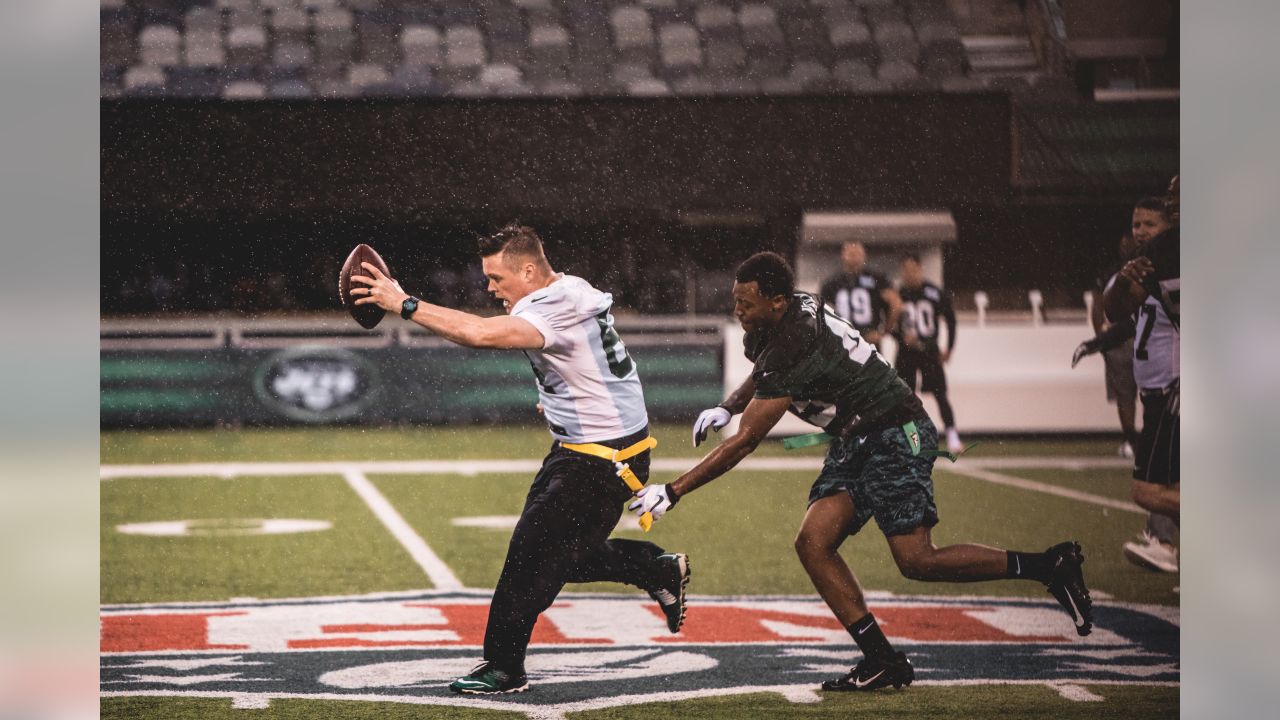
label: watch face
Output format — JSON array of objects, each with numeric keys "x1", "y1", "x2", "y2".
[{"x1": 401, "y1": 298, "x2": 418, "y2": 318}]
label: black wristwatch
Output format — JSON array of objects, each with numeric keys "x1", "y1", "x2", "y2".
[{"x1": 400, "y1": 296, "x2": 420, "y2": 320}]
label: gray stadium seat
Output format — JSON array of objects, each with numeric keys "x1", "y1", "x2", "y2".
[
  {"x1": 392, "y1": 63, "x2": 436, "y2": 93},
  {"x1": 222, "y1": 79, "x2": 266, "y2": 99},
  {"x1": 874, "y1": 22, "x2": 919, "y2": 63},
  {"x1": 168, "y1": 67, "x2": 222, "y2": 98},
  {"x1": 226, "y1": 8, "x2": 266, "y2": 32},
  {"x1": 139, "y1": 25, "x2": 181, "y2": 67},
  {"x1": 123, "y1": 65, "x2": 165, "y2": 92},
  {"x1": 183, "y1": 30, "x2": 225, "y2": 68},
  {"x1": 613, "y1": 61, "x2": 655, "y2": 85},
  {"x1": 625, "y1": 78, "x2": 671, "y2": 97},
  {"x1": 876, "y1": 58, "x2": 919, "y2": 84},
  {"x1": 694, "y1": 4, "x2": 737, "y2": 40},
  {"x1": 314, "y1": 8, "x2": 356, "y2": 65},
  {"x1": 301, "y1": 0, "x2": 340, "y2": 10},
  {"x1": 528, "y1": 24, "x2": 572, "y2": 77},
  {"x1": 832, "y1": 57, "x2": 874, "y2": 86},
  {"x1": 537, "y1": 79, "x2": 584, "y2": 97},
  {"x1": 865, "y1": 4, "x2": 907, "y2": 27},
  {"x1": 215, "y1": 0, "x2": 256, "y2": 11},
  {"x1": 659, "y1": 23, "x2": 703, "y2": 74},
  {"x1": 348, "y1": 63, "x2": 392, "y2": 91},
  {"x1": 444, "y1": 25, "x2": 487, "y2": 80},
  {"x1": 829, "y1": 21, "x2": 875, "y2": 62},
  {"x1": 101, "y1": 15, "x2": 137, "y2": 71},
  {"x1": 739, "y1": 4, "x2": 784, "y2": 53},
  {"x1": 358, "y1": 19, "x2": 401, "y2": 66},
  {"x1": 783, "y1": 15, "x2": 830, "y2": 63},
  {"x1": 227, "y1": 25, "x2": 269, "y2": 69},
  {"x1": 477, "y1": 65, "x2": 534, "y2": 96},
  {"x1": 704, "y1": 36, "x2": 747, "y2": 75},
  {"x1": 611, "y1": 6, "x2": 656, "y2": 54},
  {"x1": 401, "y1": 25, "x2": 443, "y2": 67},
  {"x1": 271, "y1": 42, "x2": 313, "y2": 73},
  {"x1": 270, "y1": 8, "x2": 310, "y2": 45},
  {"x1": 184, "y1": 7, "x2": 221, "y2": 34},
  {"x1": 789, "y1": 59, "x2": 832, "y2": 90}
]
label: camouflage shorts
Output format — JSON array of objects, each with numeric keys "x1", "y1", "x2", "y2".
[{"x1": 808, "y1": 415, "x2": 940, "y2": 537}]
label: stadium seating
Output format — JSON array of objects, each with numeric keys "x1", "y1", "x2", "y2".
[{"x1": 100, "y1": 0, "x2": 976, "y2": 98}]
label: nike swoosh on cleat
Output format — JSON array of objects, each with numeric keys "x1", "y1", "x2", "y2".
[
  {"x1": 854, "y1": 669, "x2": 886, "y2": 689},
  {"x1": 653, "y1": 589, "x2": 677, "y2": 605}
]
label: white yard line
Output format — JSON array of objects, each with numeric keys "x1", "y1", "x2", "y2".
[
  {"x1": 946, "y1": 463, "x2": 1145, "y2": 514},
  {"x1": 340, "y1": 469, "x2": 465, "y2": 591},
  {"x1": 100, "y1": 456, "x2": 1140, "y2": 515},
  {"x1": 98, "y1": 455, "x2": 1128, "y2": 479}
]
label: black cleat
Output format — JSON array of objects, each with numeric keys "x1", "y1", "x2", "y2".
[
  {"x1": 821, "y1": 651, "x2": 914, "y2": 692},
  {"x1": 647, "y1": 553, "x2": 690, "y2": 633},
  {"x1": 448, "y1": 661, "x2": 529, "y2": 695},
  {"x1": 1044, "y1": 541, "x2": 1094, "y2": 636}
]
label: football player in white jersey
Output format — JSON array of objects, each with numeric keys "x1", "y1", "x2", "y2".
[{"x1": 352, "y1": 224, "x2": 690, "y2": 694}]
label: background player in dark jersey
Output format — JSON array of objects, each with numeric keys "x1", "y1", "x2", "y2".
[
  {"x1": 820, "y1": 241, "x2": 903, "y2": 349},
  {"x1": 893, "y1": 254, "x2": 963, "y2": 454},
  {"x1": 631, "y1": 252, "x2": 1093, "y2": 693}
]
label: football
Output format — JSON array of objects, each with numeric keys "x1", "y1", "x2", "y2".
[{"x1": 339, "y1": 243, "x2": 391, "y2": 329}]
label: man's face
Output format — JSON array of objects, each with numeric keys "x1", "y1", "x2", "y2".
[
  {"x1": 481, "y1": 251, "x2": 536, "y2": 313},
  {"x1": 1132, "y1": 208, "x2": 1171, "y2": 245},
  {"x1": 900, "y1": 258, "x2": 923, "y2": 288},
  {"x1": 732, "y1": 281, "x2": 787, "y2": 332},
  {"x1": 841, "y1": 243, "x2": 867, "y2": 273}
]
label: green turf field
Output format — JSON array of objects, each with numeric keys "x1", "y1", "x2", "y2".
[{"x1": 100, "y1": 425, "x2": 1178, "y2": 719}]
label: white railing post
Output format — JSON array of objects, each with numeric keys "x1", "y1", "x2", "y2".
[
  {"x1": 973, "y1": 291, "x2": 989, "y2": 328},
  {"x1": 1028, "y1": 289, "x2": 1044, "y2": 327}
]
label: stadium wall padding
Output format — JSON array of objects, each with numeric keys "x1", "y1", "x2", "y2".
[{"x1": 99, "y1": 342, "x2": 721, "y2": 429}]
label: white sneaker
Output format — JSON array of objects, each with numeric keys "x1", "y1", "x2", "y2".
[
  {"x1": 946, "y1": 428, "x2": 964, "y2": 455},
  {"x1": 1122, "y1": 532, "x2": 1178, "y2": 573},
  {"x1": 1119, "y1": 442, "x2": 1134, "y2": 459}
]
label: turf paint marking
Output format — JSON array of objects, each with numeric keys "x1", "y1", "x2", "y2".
[
  {"x1": 1052, "y1": 683, "x2": 1105, "y2": 701},
  {"x1": 116, "y1": 519, "x2": 333, "y2": 537},
  {"x1": 100, "y1": 590, "x2": 1178, "y2": 715},
  {"x1": 341, "y1": 470, "x2": 464, "y2": 591}
]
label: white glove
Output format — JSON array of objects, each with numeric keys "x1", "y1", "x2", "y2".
[
  {"x1": 628, "y1": 483, "x2": 679, "y2": 522},
  {"x1": 692, "y1": 406, "x2": 732, "y2": 447}
]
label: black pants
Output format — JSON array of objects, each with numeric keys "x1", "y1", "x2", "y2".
[
  {"x1": 1134, "y1": 384, "x2": 1179, "y2": 486},
  {"x1": 896, "y1": 347, "x2": 956, "y2": 428},
  {"x1": 483, "y1": 427, "x2": 666, "y2": 670}
]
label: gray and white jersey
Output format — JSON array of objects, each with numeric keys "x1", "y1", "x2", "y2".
[
  {"x1": 511, "y1": 274, "x2": 649, "y2": 443},
  {"x1": 1108, "y1": 273, "x2": 1179, "y2": 390}
]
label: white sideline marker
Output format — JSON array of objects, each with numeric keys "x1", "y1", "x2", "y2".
[
  {"x1": 341, "y1": 470, "x2": 465, "y2": 590},
  {"x1": 946, "y1": 463, "x2": 1145, "y2": 515}
]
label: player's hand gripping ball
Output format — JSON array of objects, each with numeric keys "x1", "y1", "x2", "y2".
[{"x1": 339, "y1": 244, "x2": 391, "y2": 329}]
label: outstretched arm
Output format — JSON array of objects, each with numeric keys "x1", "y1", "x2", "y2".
[
  {"x1": 720, "y1": 375, "x2": 758, "y2": 414},
  {"x1": 670, "y1": 395, "x2": 791, "y2": 498},
  {"x1": 352, "y1": 262, "x2": 544, "y2": 350},
  {"x1": 881, "y1": 287, "x2": 904, "y2": 341}
]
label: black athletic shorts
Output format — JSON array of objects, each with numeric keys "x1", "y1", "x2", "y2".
[
  {"x1": 895, "y1": 346, "x2": 947, "y2": 394},
  {"x1": 1134, "y1": 383, "x2": 1179, "y2": 486}
]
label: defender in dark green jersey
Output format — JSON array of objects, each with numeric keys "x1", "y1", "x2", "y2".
[{"x1": 631, "y1": 252, "x2": 1094, "y2": 693}]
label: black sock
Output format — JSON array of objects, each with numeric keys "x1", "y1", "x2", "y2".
[
  {"x1": 1007, "y1": 550, "x2": 1053, "y2": 582},
  {"x1": 846, "y1": 613, "x2": 895, "y2": 659}
]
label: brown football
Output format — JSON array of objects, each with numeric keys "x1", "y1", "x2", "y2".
[{"x1": 339, "y1": 244, "x2": 391, "y2": 329}]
